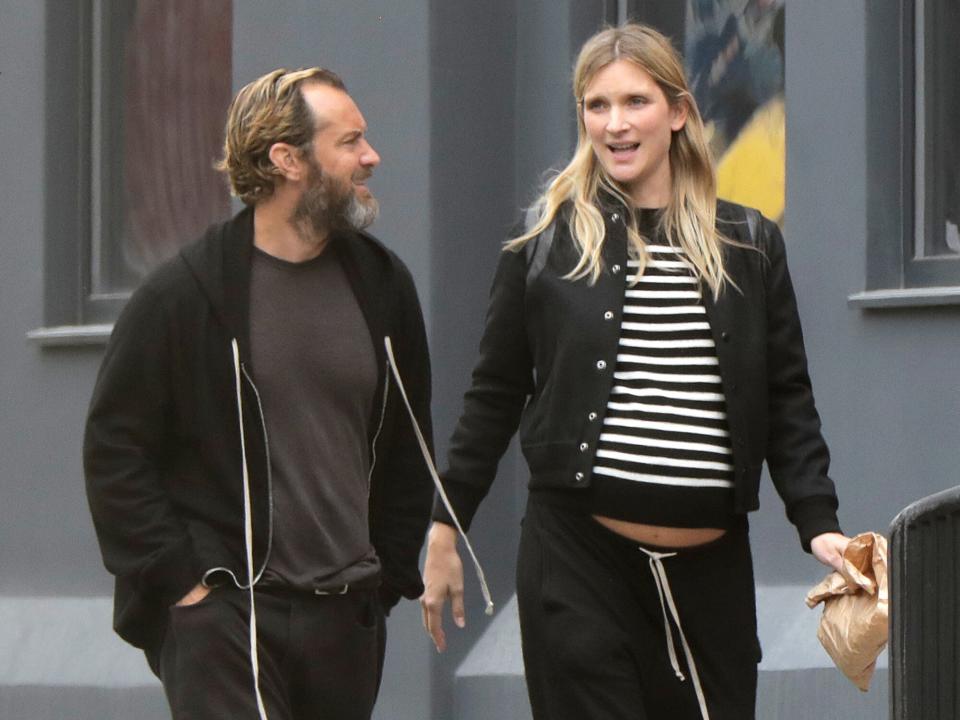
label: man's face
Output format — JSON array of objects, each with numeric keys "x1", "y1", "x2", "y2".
[
  {"x1": 293, "y1": 152, "x2": 378, "y2": 239},
  {"x1": 293, "y1": 84, "x2": 381, "y2": 236}
]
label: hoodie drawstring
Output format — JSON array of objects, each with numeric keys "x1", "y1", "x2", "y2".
[
  {"x1": 227, "y1": 334, "x2": 494, "y2": 720},
  {"x1": 383, "y1": 337, "x2": 494, "y2": 616},
  {"x1": 231, "y1": 339, "x2": 270, "y2": 720},
  {"x1": 637, "y1": 546, "x2": 710, "y2": 720}
]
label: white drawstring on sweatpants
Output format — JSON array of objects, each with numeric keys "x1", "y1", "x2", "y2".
[
  {"x1": 383, "y1": 337, "x2": 494, "y2": 616},
  {"x1": 637, "y1": 546, "x2": 710, "y2": 720}
]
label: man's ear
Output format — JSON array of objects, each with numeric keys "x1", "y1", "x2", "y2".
[{"x1": 268, "y1": 142, "x2": 304, "y2": 181}]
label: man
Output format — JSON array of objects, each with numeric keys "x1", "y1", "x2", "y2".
[{"x1": 84, "y1": 67, "x2": 434, "y2": 720}]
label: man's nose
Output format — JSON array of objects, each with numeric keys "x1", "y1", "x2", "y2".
[{"x1": 361, "y1": 141, "x2": 381, "y2": 167}]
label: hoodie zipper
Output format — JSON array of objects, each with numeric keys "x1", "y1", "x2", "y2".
[
  {"x1": 201, "y1": 349, "x2": 275, "y2": 590},
  {"x1": 240, "y1": 363, "x2": 274, "y2": 583},
  {"x1": 228, "y1": 339, "x2": 270, "y2": 720},
  {"x1": 367, "y1": 365, "x2": 391, "y2": 497}
]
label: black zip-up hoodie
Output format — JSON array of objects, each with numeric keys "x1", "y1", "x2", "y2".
[{"x1": 84, "y1": 207, "x2": 434, "y2": 655}]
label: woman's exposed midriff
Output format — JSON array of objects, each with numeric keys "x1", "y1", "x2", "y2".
[{"x1": 591, "y1": 515, "x2": 727, "y2": 548}]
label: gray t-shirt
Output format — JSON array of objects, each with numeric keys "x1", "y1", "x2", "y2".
[{"x1": 250, "y1": 245, "x2": 380, "y2": 592}]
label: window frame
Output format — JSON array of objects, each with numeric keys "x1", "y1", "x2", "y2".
[
  {"x1": 31, "y1": 0, "x2": 119, "y2": 345},
  {"x1": 851, "y1": 0, "x2": 960, "y2": 308},
  {"x1": 28, "y1": 1, "x2": 96, "y2": 345},
  {"x1": 32, "y1": 0, "x2": 233, "y2": 345}
]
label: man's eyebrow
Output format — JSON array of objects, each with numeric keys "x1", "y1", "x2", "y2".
[{"x1": 338, "y1": 128, "x2": 366, "y2": 142}]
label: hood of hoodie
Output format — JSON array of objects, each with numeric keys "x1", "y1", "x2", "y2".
[
  {"x1": 176, "y1": 205, "x2": 398, "y2": 374},
  {"x1": 177, "y1": 206, "x2": 256, "y2": 361}
]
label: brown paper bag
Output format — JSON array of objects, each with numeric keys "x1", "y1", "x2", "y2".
[{"x1": 804, "y1": 532, "x2": 889, "y2": 691}]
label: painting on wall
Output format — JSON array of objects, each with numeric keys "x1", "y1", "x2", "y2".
[
  {"x1": 685, "y1": 0, "x2": 786, "y2": 225},
  {"x1": 630, "y1": 0, "x2": 786, "y2": 225}
]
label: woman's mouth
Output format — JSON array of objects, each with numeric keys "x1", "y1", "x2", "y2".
[{"x1": 608, "y1": 142, "x2": 640, "y2": 155}]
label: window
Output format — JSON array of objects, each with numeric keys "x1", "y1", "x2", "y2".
[
  {"x1": 911, "y1": 0, "x2": 960, "y2": 276},
  {"x1": 853, "y1": 0, "x2": 960, "y2": 308},
  {"x1": 33, "y1": 0, "x2": 232, "y2": 343}
]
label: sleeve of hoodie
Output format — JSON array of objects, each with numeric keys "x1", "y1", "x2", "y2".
[
  {"x1": 432, "y1": 243, "x2": 534, "y2": 532},
  {"x1": 759, "y1": 217, "x2": 842, "y2": 551},
  {"x1": 372, "y1": 262, "x2": 435, "y2": 612},
  {"x1": 83, "y1": 280, "x2": 199, "y2": 609}
]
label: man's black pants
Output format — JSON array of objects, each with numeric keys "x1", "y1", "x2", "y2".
[
  {"x1": 516, "y1": 498, "x2": 762, "y2": 720},
  {"x1": 149, "y1": 586, "x2": 385, "y2": 720}
]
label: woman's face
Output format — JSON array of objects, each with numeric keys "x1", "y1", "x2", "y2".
[{"x1": 581, "y1": 60, "x2": 687, "y2": 208}]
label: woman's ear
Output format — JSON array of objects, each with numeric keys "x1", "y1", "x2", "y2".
[{"x1": 670, "y1": 99, "x2": 689, "y2": 133}]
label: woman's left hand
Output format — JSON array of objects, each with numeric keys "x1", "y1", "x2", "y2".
[{"x1": 810, "y1": 532, "x2": 851, "y2": 572}]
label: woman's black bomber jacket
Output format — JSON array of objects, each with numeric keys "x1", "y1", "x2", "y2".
[{"x1": 434, "y1": 199, "x2": 841, "y2": 551}]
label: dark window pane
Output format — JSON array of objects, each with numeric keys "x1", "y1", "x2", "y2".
[
  {"x1": 918, "y1": 0, "x2": 960, "y2": 260},
  {"x1": 91, "y1": 0, "x2": 232, "y2": 298}
]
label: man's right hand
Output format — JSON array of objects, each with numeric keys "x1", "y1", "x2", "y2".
[
  {"x1": 175, "y1": 582, "x2": 211, "y2": 607},
  {"x1": 420, "y1": 522, "x2": 465, "y2": 652}
]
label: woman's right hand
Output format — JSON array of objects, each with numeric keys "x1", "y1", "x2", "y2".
[{"x1": 420, "y1": 522, "x2": 465, "y2": 652}]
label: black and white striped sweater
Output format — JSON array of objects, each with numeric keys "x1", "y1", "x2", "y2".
[{"x1": 589, "y1": 216, "x2": 735, "y2": 528}]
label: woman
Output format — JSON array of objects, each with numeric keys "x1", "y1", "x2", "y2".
[{"x1": 421, "y1": 23, "x2": 849, "y2": 720}]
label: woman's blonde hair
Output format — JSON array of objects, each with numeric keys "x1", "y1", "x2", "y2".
[
  {"x1": 507, "y1": 24, "x2": 735, "y2": 297},
  {"x1": 216, "y1": 67, "x2": 345, "y2": 205}
]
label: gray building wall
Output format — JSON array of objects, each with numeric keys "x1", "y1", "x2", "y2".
[
  {"x1": 1, "y1": 0, "x2": 957, "y2": 718},
  {"x1": 1, "y1": 2, "x2": 153, "y2": 718}
]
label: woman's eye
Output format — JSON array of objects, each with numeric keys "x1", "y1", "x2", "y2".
[
  {"x1": 629, "y1": 96, "x2": 648, "y2": 106},
  {"x1": 585, "y1": 99, "x2": 607, "y2": 111}
]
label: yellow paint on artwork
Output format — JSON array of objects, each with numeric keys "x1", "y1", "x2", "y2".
[{"x1": 716, "y1": 95, "x2": 785, "y2": 225}]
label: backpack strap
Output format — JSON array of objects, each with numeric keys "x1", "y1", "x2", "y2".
[
  {"x1": 523, "y1": 206, "x2": 556, "y2": 288},
  {"x1": 744, "y1": 206, "x2": 761, "y2": 245}
]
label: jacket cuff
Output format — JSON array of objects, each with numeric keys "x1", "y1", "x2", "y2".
[
  {"x1": 431, "y1": 482, "x2": 485, "y2": 532},
  {"x1": 378, "y1": 584, "x2": 402, "y2": 616},
  {"x1": 140, "y1": 537, "x2": 201, "y2": 608},
  {"x1": 376, "y1": 567, "x2": 424, "y2": 617},
  {"x1": 432, "y1": 498, "x2": 459, "y2": 529},
  {"x1": 789, "y1": 496, "x2": 842, "y2": 553}
]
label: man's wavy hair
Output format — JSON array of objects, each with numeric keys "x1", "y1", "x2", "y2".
[{"x1": 216, "y1": 67, "x2": 345, "y2": 205}]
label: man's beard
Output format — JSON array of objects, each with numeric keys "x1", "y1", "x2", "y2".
[{"x1": 292, "y1": 159, "x2": 379, "y2": 244}]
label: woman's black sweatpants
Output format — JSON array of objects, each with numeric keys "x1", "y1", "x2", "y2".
[{"x1": 516, "y1": 497, "x2": 762, "y2": 720}]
